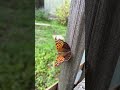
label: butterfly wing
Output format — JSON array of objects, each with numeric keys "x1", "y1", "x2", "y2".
[
  {"x1": 54, "y1": 39, "x2": 72, "y2": 66},
  {"x1": 55, "y1": 55, "x2": 65, "y2": 66},
  {"x1": 55, "y1": 39, "x2": 71, "y2": 52},
  {"x1": 64, "y1": 51, "x2": 71, "y2": 61},
  {"x1": 55, "y1": 51, "x2": 71, "y2": 66},
  {"x1": 55, "y1": 39, "x2": 64, "y2": 52},
  {"x1": 62, "y1": 42, "x2": 71, "y2": 52}
]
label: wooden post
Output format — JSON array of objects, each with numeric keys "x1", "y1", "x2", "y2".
[
  {"x1": 86, "y1": 0, "x2": 120, "y2": 90},
  {"x1": 58, "y1": 0, "x2": 85, "y2": 90}
]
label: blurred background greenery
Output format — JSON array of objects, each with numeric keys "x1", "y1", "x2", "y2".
[{"x1": 0, "y1": 0, "x2": 34, "y2": 90}]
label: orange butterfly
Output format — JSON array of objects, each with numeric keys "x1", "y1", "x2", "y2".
[{"x1": 54, "y1": 37, "x2": 72, "y2": 66}]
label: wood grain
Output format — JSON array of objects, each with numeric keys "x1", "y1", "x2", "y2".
[{"x1": 58, "y1": 0, "x2": 85, "y2": 90}]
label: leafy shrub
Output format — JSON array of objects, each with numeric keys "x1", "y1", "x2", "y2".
[
  {"x1": 56, "y1": 0, "x2": 70, "y2": 25},
  {"x1": 35, "y1": 9, "x2": 49, "y2": 21}
]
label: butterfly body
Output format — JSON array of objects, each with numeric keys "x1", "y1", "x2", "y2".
[{"x1": 54, "y1": 38, "x2": 71, "y2": 66}]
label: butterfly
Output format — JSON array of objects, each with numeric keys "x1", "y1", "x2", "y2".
[{"x1": 54, "y1": 37, "x2": 72, "y2": 66}]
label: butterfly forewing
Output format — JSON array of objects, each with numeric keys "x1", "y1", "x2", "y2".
[{"x1": 55, "y1": 39, "x2": 64, "y2": 52}]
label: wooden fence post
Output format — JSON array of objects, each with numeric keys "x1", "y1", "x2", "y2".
[
  {"x1": 58, "y1": 0, "x2": 85, "y2": 90},
  {"x1": 86, "y1": 0, "x2": 120, "y2": 90}
]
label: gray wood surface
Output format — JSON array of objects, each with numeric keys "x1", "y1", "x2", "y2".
[{"x1": 58, "y1": 0, "x2": 85, "y2": 90}]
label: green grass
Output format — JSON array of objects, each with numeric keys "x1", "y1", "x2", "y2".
[{"x1": 35, "y1": 20, "x2": 67, "y2": 90}]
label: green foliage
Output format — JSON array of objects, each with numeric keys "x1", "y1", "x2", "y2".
[
  {"x1": 35, "y1": 9, "x2": 49, "y2": 21},
  {"x1": 35, "y1": 20, "x2": 66, "y2": 90},
  {"x1": 0, "y1": 3, "x2": 34, "y2": 90},
  {"x1": 56, "y1": 0, "x2": 70, "y2": 25}
]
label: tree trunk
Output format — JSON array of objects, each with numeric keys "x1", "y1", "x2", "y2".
[
  {"x1": 86, "y1": 0, "x2": 120, "y2": 90},
  {"x1": 58, "y1": 0, "x2": 85, "y2": 90}
]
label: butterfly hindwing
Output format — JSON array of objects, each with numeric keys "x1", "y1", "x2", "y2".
[{"x1": 55, "y1": 55, "x2": 65, "y2": 66}]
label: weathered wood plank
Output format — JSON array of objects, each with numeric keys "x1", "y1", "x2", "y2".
[
  {"x1": 74, "y1": 63, "x2": 84, "y2": 85},
  {"x1": 74, "y1": 78, "x2": 85, "y2": 90},
  {"x1": 46, "y1": 82, "x2": 58, "y2": 90},
  {"x1": 86, "y1": 0, "x2": 120, "y2": 90},
  {"x1": 58, "y1": 0, "x2": 85, "y2": 90}
]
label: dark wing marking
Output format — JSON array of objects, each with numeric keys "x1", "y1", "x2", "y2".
[{"x1": 64, "y1": 51, "x2": 71, "y2": 61}]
